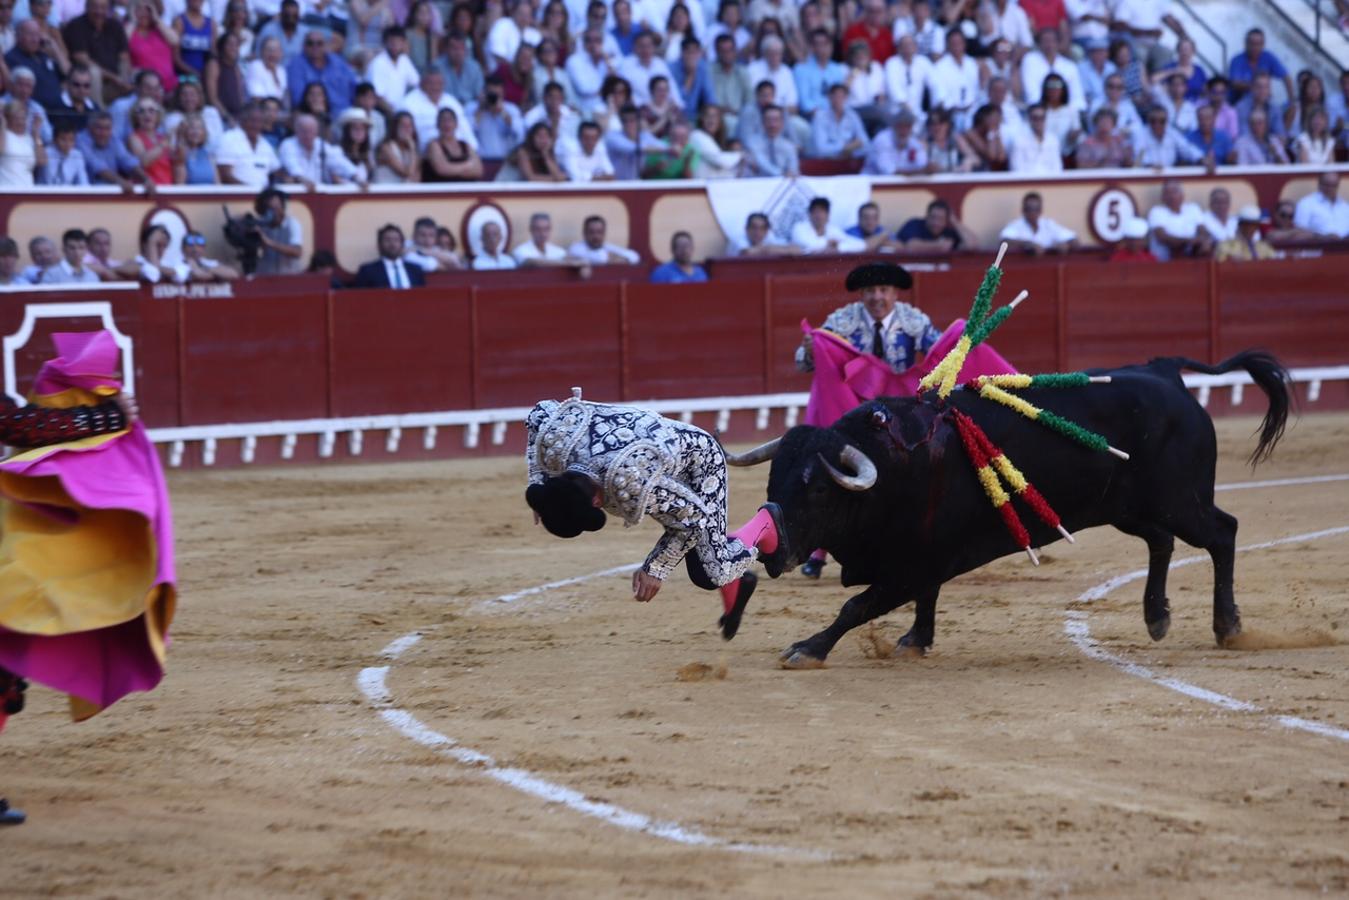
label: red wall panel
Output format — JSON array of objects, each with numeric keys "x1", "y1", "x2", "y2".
[
  {"x1": 1063, "y1": 259, "x2": 1212, "y2": 370},
  {"x1": 916, "y1": 265, "x2": 1062, "y2": 374},
  {"x1": 178, "y1": 295, "x2": 331, "y2": 423},
  {"x1": 1217, "y1": 256, "x2": 1349, "y2": 366},
  {"x1": 329, "y1": 288, "x2": 475, "y2": 415},
  {"x1": 474, "y1": 283, "x2": 623, "y2": 406},
  {"x1": 625, "y1": 282, "x2": 767, "y2": 399}
]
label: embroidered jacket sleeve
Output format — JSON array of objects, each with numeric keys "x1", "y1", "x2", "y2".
[
  {"x1": 0, "y1": 399, "x2": 128, "y2": 449},
  {"x1": 796, "y1": 303, "x2": 862, "y2": 372},
  {"x1": 524, "y1": 400, "x2": 559, "y2": 485},
  {"x1": 641, "y1": 506, "x2": 698, "y2": 580}
]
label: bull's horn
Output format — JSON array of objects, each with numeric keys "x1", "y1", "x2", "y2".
[
  {"x1": 819, "y1": 444, "x2": 878, "y2": 491},
  {"x1": 722, "y1": 436, "x2": 781, "y2": 467}
]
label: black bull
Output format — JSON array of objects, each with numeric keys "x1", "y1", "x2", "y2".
[{"x1": 728, "y1": 352, "x2": 1292, "y2": 668}]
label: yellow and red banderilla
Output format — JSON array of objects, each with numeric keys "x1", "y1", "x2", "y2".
[{"x1": 949, "y1": 408, "x2": 1074, "y2": 566}]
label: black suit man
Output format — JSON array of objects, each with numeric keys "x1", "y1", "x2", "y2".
[{"x1": 350, "y1": 224, "x2": 427, "y2": 289}]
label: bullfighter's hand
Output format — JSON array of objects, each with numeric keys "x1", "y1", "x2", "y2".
[
  {"x1": 115, "y1": 393, "x2": 140, "y2": 425},
  {"x1": 632, "y1": 570, "x2": 662, "y2": 602}
]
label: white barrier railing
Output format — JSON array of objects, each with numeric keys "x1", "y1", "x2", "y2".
[{"x1": 146, "y1": 368, "x2": 1349, "y2": 467}]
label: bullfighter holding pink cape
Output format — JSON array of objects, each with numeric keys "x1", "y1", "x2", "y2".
[
  {"x1": 793, "y1": 262, "x2": 1016, "y2": 578},
  {"x1": 0, "y1": 331, "x2": 174, "y2": 825}
]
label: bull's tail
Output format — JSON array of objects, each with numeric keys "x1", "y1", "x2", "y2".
[{"x1": 1177, "y1": 351, "x2": 1293, "y2": 466}]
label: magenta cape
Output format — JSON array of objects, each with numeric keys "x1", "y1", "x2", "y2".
[
  {"x1": 803, "y1": 318, "x2": 1018, "y2": 427},
  {"x1": 0, "y1": 331, "x2": 177, "y2": 718}
]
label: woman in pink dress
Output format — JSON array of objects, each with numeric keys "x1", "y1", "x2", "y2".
[{"x1": 128, "y1": 0, "x2": 181, "y2": 93}]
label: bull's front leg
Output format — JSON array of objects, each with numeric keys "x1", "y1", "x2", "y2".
[
  {"x1": 896, "y1": 585, "x2": 940, "y2": 656},
  {"x1": 780, "y1": 584, "x2": 906, "y2": 669}
]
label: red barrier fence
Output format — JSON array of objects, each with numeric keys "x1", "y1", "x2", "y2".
[{"x1": 2, "y1": 255, "x2": 1346, "y2": 442}]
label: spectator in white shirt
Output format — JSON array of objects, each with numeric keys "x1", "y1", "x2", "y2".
[
  {"x1": 1111, "y1": 0, "x2": 1187, "y2": 71},
  {"x1": 1009, "y1": 103, "x2": 1063, "y2": 174},
  {"x1": 1293, "y1": 171, "x2": 1349, "y2": 239},
  {"x1": 883, "y1": 34, "x2": 932, "y2": 118},
  {"x1": 842, "y1": 39, "x2": 886, "y2": 132},
  {"x1": 403, "y1": 216, "x2": 465, "y2": 272},
  {"x1": 1133, "y1": 104, "x2": 1203, "y2": 168},
  {"x1": 562, "y1": 120, "x2": 615, "y2": 182},
  {"x1": 931, "y1": 30, "x2": 979, "y2": 127},
  {"x1": 999, "y1": 191, "x2": 1078, "y2": 255},
  {"x1": 1149, "y1": 72, "x2": 1194, "y2": 131},
  {"x1": 471, "y1": 221, "x2": 517, "y2": 270},
  {"x1": 279, "y1": 113, "x2": 362, "y2": 185},
  {"x1": 567, "y1": 214, "x2": 640, "y2": 264},
  {"x1": 990, "y1": 0, "x2": 1034, "y2": 51},
  {"x1": 747, "y1": 35, "x2": 798, "y2": 113},
  {"x1": 892, "y1": 0, "x2": 945, "y2": 58},
  {"x1": 246, "y1": 36, "x2": 288, "y2": 103},
  {"x1": 790, "y1": 196, "x2": 867, "y2": 254},
  {"x1": 398, "y1": 68, "x2": 476, "y2": 150},
  {"x1": 567, "y1": 28, "x2": 613, "y2": 113},
  {"x1": 486, "y1": 0, "x2": 541, "y2": 71},
  {"x1": 1147, "y1": 178, "x2": 1213, "y2": 260},
  {"x1": 863, "y1": 107, "x2": 927, "y2": 174},
  {"x1": 513, "y1": 212, "x2": 591, "y2": 270},
  {"x1": 117, "y1": 223, "x2": 190, "y2": 284},
  {"x1": 365, "y1": 25, "x2": 421, "y2": 112},
  {"x1": 1199, "y1": 187, "x2": 1238, "y2": 242},
  {"x1": 1090, "y1": 72, "x2": 1144, "y2": 140},
  {"x1": 1021, "y1": 27, "x2": 1085, "y2": 110},
  {"x1": 618, "y1": 32, "x2": 676, "y2": 108},
  {"x1": 216, "y1": 103, "x2": 281, "y2": 187}
]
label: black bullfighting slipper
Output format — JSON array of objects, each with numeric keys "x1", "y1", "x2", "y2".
[
  {"x1": 800, "y1": 556, "x2": 825, "y2": 580},
  {"x1": 719, "y1": 571, "x2": 757, "y2": 641},
  {"x1": 0, "y1": 799, "x2": 25, "y2": 825},
  {"x1": 758, "y1": 502, "x2": 792, "y2": 579}
]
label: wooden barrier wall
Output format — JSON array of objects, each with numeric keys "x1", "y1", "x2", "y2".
[{"x1": 2, "y1": 255, "x2": 1347, "y2": 444}]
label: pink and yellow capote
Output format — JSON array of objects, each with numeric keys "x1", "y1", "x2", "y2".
[{"x1": 0, "y1": 331, "x2": 176, "y2": 721}]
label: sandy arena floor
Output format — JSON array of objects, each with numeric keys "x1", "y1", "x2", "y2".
[{"x1": 4, "y1": 412, "x2": 1348, "y2": 899}]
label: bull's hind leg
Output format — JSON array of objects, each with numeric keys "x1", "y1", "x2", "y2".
[
  {"x1": 1206, "y1": 508, "x2": 1241, "y2": 646},
  {"x1": 1169, "y1": 506, "x2": 1241, "y2": 647},
  {"x1": 780, "y1": 583, "x2": 906, "y2": 669},
  {"x1": 1115, "y1": 522, "x2": 1176, "y2": 641}
]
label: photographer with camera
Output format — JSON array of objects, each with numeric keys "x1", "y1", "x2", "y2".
[
  {"x1": 472, "y1": 74, "x2": 525, "y2": 159},
  {"x1": 252, "y1": 187, "x2": 304, "y2": 276}
]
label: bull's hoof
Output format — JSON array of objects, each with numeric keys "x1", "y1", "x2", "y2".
[
  {"x1": 1214, "y1": 619, "x2": 1242, "y2": 649},
  {"x1": 1146, "y1": 614, "x2": 1171, "y2": 642},
  {"x1": 779, "y1": 645, "x2": 826, "y2": 669},
  {"x1": 896, "y1": 631, "x2": 932, "y2": 656}
]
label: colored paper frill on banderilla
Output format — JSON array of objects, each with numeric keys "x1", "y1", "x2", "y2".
[
  {"x1": 803, "y1": 318, "x2": 1018, "y2": 427},
  {"x1": 0, "y1": 331, "x2": 177, "y2": 721}
]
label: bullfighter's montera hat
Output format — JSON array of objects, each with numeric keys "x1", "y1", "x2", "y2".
[{"x1": 845, "y1": 262, "x2": 914, "y2": 292}]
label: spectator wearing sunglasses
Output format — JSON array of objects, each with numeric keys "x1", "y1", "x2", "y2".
[
  {"x1": 51, "y1": 64, "x2": 97, "y2": 132},
  {"x1": 182, "y1": 230, "x2": 240, "y2": 282},
  {"x1": 286, "y1": 30, "x2": 356, "y2": 112}
]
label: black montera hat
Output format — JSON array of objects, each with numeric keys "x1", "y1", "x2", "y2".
[
  {"x1": 526, "y1": 475, "x2": 607, "y2": 539},
  {"x1": 845, "y1": 261, "x2": 914, "y2": 292}
]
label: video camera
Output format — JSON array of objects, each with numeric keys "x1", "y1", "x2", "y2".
[{"x1": 221, "y1": 205, "x2": 266, "y2": 275}]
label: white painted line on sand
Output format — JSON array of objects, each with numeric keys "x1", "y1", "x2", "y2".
[
  {"x1": 1065, "y1": 524, "x2": 1349, "y2": 743},
  {"x1": 356, "y1": 663, "x2": 829, "y2": 858},
  {"x1": 1214, "y1": 472, "x2": 1349, "y2": 492}
]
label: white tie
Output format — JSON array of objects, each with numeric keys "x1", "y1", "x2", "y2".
[{"x1": 392, "y1": 261, "x2": 404, "y2": 289}]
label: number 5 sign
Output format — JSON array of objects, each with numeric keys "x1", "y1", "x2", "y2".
[{"x1": 1088, "y1": 187, "x2": 1139, "y2": 243}]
